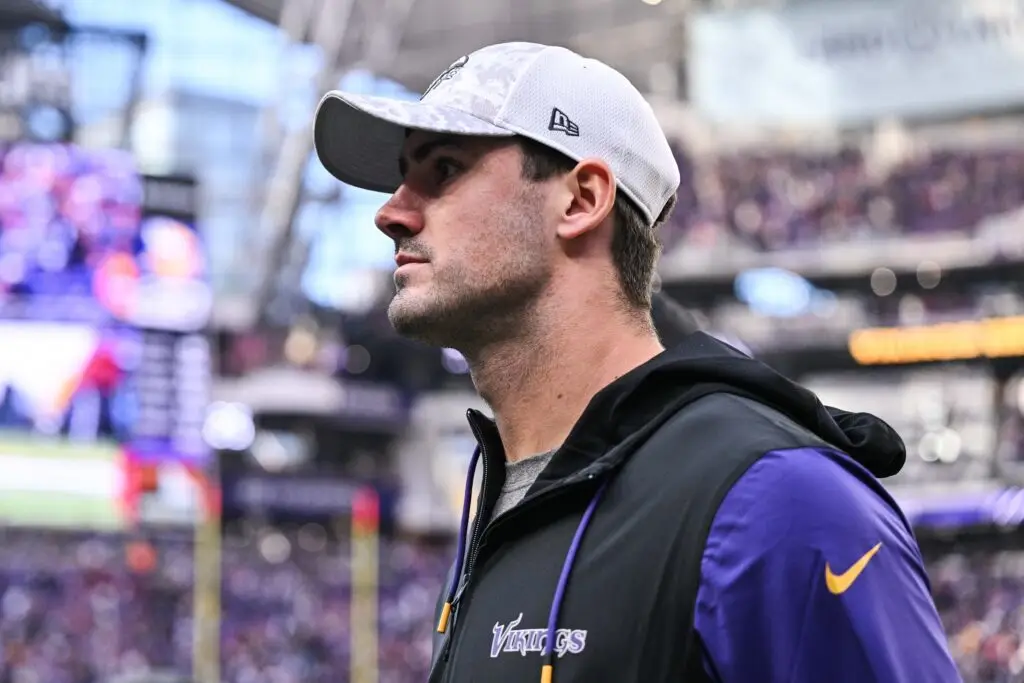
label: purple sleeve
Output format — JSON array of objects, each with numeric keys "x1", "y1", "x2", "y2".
[{"x1": 694, "y1": 447, "x2": 961, "y2": 683}]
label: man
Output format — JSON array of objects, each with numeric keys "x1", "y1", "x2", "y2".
[{"x1": 314, "y1": 42, "x2": 959, "y2": 682}]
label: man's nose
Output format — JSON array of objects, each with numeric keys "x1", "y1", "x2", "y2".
[{"x1": 375, "y1": 185, "x2": 424, "y2": 241}]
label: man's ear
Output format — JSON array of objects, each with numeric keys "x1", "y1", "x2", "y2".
[{"x1": 556, "y1": 158, "x2": 616, "y2": 240}]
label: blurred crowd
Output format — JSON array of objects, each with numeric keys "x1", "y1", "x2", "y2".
[
  {"x1": 666, "y1": 147, "x2": 1024, "y2": 253},
  {"x1": 931, "y1": 550, "x2": 1024, "y2": 683},
  {"x1": 0, "y1": 527, "x2": 450, "y2": 683},
  {"x1": 8, "y1": 525, "x2": 1024, "y2": 682}
]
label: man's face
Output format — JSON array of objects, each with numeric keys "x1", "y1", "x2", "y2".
[{"x1": 374, "y1": 132, "x2": 555, "y2": 351}]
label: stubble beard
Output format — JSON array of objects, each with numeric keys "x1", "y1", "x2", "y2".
[{"x1": 387, "y1": 209, "x2": 551, "y2": 353}]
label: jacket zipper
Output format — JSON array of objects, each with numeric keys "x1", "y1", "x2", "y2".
[
  {"x1": 429, "y1": 416, "x2": 494, "y2": 683},
  {"x1": 459, "y1": 416, "x2": 494, "y2": 586},
  {"x1": 480, "y1": 468, "x2": 604, "y2": 550}
]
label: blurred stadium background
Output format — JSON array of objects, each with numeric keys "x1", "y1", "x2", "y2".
[{"x1": 0, "y1": 0, "x2": 1023, "y2": 681}]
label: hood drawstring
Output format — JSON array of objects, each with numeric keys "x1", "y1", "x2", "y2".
[
  {"x1": 541, "y1": 479, "x2": 609, "y2": 683},
  {"x1": 437, "y1": 447, "x2": 481, "y2": 634}
]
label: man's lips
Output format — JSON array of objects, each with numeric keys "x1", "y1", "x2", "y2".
[{"x1": 395, "y1": 253, "x2": 428, "y2": 267}]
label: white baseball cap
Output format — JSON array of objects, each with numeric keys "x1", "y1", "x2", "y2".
[{"x1": 313, "y1": 42, "x2": 680, "y2": 226}]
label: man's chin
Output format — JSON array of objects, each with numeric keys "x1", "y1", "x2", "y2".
[{"x1": 387, "y1": 297, "x2": 449, "y2": 345}]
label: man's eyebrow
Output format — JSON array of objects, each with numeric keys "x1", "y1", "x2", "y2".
[{"x1": 398, "y1": 134, "x2": 464, "y2": 178}]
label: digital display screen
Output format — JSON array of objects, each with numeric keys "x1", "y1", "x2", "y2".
[
  {"x1": 0, "y1": 321, "x2": 136, "y2": 528},
  {"x1": 0, "y1": 144, "x2": 211, "y2": 529},
  {"x1": 849, "y1": 317, "x2": 1024, "y2": 366},
  {"x1": 0, "y1": 146, "x2": 211, "y2": 329},
  {"x1": 0, "y1": 142, "x2": 141, "y2": 321}
]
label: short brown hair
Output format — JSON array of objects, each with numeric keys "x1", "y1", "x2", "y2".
[{"x1": 517, "y1": 137, "x2": 676, "y2": 309}]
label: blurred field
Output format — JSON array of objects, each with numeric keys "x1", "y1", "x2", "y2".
[
  {"x1": 0, "y1": 432, "x2": 123, "y2": 529},
  {"x1": 0, "y1": 431, "x2": 122, "y2": 460},
  {"x1": 0, "y1": 490, "x2": 122, "y2": 529}
]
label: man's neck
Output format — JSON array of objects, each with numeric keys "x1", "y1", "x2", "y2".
[{"x1": 468, "y1": 311, "x2": 664, "y2": 463}]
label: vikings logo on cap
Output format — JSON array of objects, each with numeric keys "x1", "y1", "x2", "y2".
[{"x1": 421, "y1": 55, "x2": 468, "y2": 100}]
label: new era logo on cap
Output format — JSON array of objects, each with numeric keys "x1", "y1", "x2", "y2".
[
  {"x1": 548, "y1": 108, "x2": 579, "y2": 137},
  {"x1": 313, "y1": 42, "x2": 680, "y2": 226}
]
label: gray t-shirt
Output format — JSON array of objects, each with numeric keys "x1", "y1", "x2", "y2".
[{"x1": 491, "y1": 450, "x2": 555, "y2": 519}]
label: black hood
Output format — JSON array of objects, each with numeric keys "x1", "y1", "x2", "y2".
[
  {"x1": 558, "y1": 332, "x2": 906, "y2": 479},
  {"x1": 651, "y1": 291, "x2": 704, "y2": 347}
]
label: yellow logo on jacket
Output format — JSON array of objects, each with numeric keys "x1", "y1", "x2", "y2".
[{"x1": 825, "y1": 542, "x2": 882, "y2": 595}]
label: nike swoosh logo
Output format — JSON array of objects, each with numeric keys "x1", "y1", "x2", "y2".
[{"x1": 825, "y1": 542, "x2": 882, "y2": 595}]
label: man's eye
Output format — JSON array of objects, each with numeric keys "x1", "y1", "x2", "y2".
[{"x1": 435, "y1": 158, "x2": 462, "y2": 183}]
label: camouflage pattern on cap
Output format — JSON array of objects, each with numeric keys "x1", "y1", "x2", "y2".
[{"x1": 418, "y1": 43, "x2": 549, "y2": 120}]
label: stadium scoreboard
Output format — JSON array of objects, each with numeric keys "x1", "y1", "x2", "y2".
[{"x1": 0, "y1": 143, "x2": 212, "y2": 530}]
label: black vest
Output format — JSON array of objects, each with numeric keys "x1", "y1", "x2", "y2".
[{"x1": 429, "y1": 393, "x2": 831, "y2": 683}]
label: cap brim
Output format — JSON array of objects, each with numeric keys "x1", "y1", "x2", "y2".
[{"x1": 313, "y1": 91, "x2": 513, "y2": 194}]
